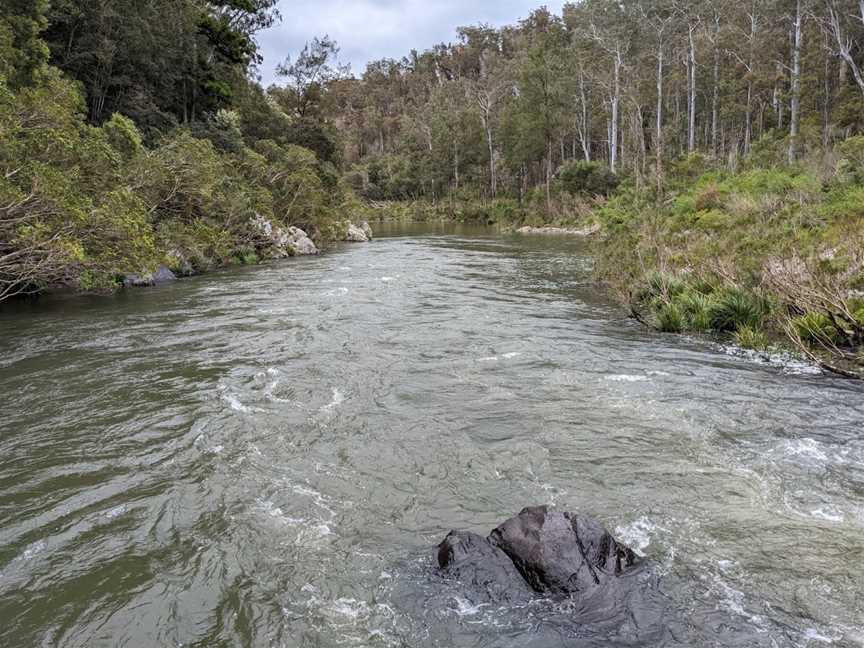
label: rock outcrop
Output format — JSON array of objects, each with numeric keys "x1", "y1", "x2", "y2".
[
  {"x1": 251, "y1": 215, "x2": 319, "y2": 257},
  {"x1": 286, "y1": 226, "x2": 318, "y2": 255},
  {"x1": 122, "y1": 265, "x2": 177, "y2": 288},
  {"x1": 437, "y1": 506, "x2": 664, "y2": 635},
  {"x1": 345, "y1": 222, "x2": 371, "y2": 243}
]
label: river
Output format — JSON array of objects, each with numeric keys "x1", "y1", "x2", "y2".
[{"x1": 0, "y1": 223, "x2": 862, "y2": 647}]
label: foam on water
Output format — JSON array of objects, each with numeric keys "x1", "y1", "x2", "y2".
[
  {"x1": 615, "y1": 517, "x2": 660, "y2": 556},
  {"x1": 605, "y1": 374, "x2": 650, "y2": 383},
  {"x1": 320, "y1": 388, "x2": 345, "y2": 412},
  {"x1": 221, "y1": 391, "x2": 250, "y2": 413}
]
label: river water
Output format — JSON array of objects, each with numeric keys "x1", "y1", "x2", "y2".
[{"x1": 0, "y1": 223, "x2": 862, "y2": 647}]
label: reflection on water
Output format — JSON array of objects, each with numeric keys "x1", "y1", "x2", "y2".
[{"x1": 0, "y1": 225, "x2": 862, "y2": 647}]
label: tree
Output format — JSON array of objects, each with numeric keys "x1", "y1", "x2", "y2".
[
  {"x1": 0, "y1": 0, "x2": 49, "y2": 88},
  {"x1": 275, "y1": 36, "x2": 348, "y2": 119},
  {"x1": 469, "y1": 51, "x2": 511, "y2": 197}
]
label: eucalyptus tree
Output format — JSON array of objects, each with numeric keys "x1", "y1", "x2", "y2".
[
  {"x1": 469, "y1": 51, "x2": 512, "y2": 197},
  {"x1": 275, "y1": 36, "x2": 349, "y2": 119}
]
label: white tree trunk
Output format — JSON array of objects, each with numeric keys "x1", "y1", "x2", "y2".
[
  {"x1": 688, "y1": 25, "x2": 698, "y2": 154},
  {"x1": 788, "y1": 0, "x2": 803, "y2": 163}
]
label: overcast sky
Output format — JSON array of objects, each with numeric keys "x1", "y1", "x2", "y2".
[{"x1": 255, "y1": 1, "x2": 566, "y2": 86}]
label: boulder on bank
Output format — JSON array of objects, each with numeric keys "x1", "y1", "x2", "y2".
[
  {"x1": 286, "y1": 226, "x2": 319, "y2": 256},
  {"x1": 122, "y1": 265, "x2": 177, "y2": 288},
  {"x1": 361, "y1": 221, "x2": 374, "y2": 240},
  {"x1": 438, "y1": 506, "x2": 664, "y2": 634},
  {"x1": 345, "y1": 222, "x2": 370, "y2": 243},
  {"x1": 251, "y1": 215, "x2": 319, "y2": 257},
  {"x1": 517, "y1": 224, "x2": 600, "y2": 236}
]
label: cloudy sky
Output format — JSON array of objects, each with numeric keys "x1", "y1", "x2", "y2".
[{"x1": 255, "y1": 1, "x2": 566, "y2": 85}]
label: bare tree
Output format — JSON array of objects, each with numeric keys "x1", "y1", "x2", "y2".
[
  {"x1": 789, "y1": 0, "x2": 805, "y2": 162},
  {"x1": 469, "y1": 52, "x2": 512, "y2": 198},
  {"x1": 823, "y1": 0, "x2": 864, "y2": 97},
  {"x1": 590, "y1": 24, "x2": 630, "y2": 174}
]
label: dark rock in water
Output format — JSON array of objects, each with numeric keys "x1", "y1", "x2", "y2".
[
  {"x1": 437, "y1": 531, "x2": 533, "y2": 603},
  {"x1": 490, "y1": 506, "x2": 638, "y2": 595},
  {"x1": 437, "y1": 506, "x2": 665, "y2": 640},
  {"x1": 123, "y1": 265, "x2": 177, "y2": 288}
]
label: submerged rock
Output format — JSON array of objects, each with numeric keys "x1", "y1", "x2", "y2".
[
  {"x1": 438, "y1": 506, "x2": 664, "y2": 636},
  {"x1": 122, "y1": 265, "x2": 177, "y2": 288},
  {"x1": 345, "y1": 222, "x2": 371, "y2": 243}
]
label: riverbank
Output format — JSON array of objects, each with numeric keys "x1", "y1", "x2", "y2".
[
  {"x1": 592, "y1": 148, "x2": 864, "y2": 379},
  {"x1": 0, "y1": 56, "x2": 369, "y2": 306}
]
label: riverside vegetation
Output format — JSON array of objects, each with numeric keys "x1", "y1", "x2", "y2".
[
  {"x1": 4, "y1": 1, "x2": 864, "y2": 376},
  {"x1": 315, "y1": 1, "x2": 864, "y2": 378},
  {"x1": 0, "y1": 1, "x2": 365, "y2": 303}
]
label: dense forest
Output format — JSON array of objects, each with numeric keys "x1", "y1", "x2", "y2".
[
  {"x1": 0, "y1": 0, "x2": 358, "y2": 302},
  {"x1": 3, "y1": 0, "x2": 864, "y2": 374}
]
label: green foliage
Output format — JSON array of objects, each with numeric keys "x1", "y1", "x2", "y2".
[
  {"x1": 674, "y1": 290, "x2": 714, "y2": 331},
  {"x1": 656, "y1": 302, "x2": 684, "y2": 333},
  {"x1": 735, "y1": 325, "x2": 770, "y2": 352},
  {"x1": 792, "y1": 312, "x2": 842, "y2": 346},
  {"x1": 708, "y1": 287, "x2": 767, "y2": 332},
  {"x1": 558, "y1": 161, "x2": 619, "y2": 197},
  {"x1": 0, "y1": 59, "x2": 356, "y2": 300},
  {"x1": 0, "y1": 0, "x2": 50, "y2": 88},
  {"x1": 103, "y1": 113, "x2": 144, "y2": 159},
  {"x1": 837, "y1": 136, "x2": 864, "y2": 185}
]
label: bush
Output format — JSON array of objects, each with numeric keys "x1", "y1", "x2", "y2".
[
  {"x1": 792, "y1": 312, "x2": 842, "y2": 346},
  {"x1": 837, "y1": 136, "x2": 864, "y2": 184},
  {"x1": 708, "y1": 287, "x2": 768, "y2": 332},
  {"x1": 558, "y1": 161, "x2": 620, "y2": 197},
  {"x1": 656, "y1": 302, "x2": 685, "y2": 333},
  {"x1": 735, "y1": 325, "x2": 770, "y2": 351},
  {"x1": 674, "y1": 289, "x2": 714, "y2": 331}
]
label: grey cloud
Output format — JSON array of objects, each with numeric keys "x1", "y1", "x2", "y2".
[{"x1": 255, "y1": 0, "x2": 565, "y2": 85}]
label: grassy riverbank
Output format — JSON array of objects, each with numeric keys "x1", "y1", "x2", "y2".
[{"x1": 592, "y1": 146, "x2": 864, "y2": 378}]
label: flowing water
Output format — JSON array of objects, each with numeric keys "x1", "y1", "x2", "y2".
[{"x1": 1, "y1": 223, "x2": 863, "y2": 648}]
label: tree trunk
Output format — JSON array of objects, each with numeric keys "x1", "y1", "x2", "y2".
[
  {"x1": 483, "y1": 113, "x2": 497, "y2": 198},
  {"x1": 788, "y1": 0, "x2": 803, "y2": 163},
  {"x1": 688, "y1": 25, "x2": 697, "y2": 154},
  {"x1": 656, "y1": 45, "x2": 664, "y2": 193},
  {"x1": 712, "y1": 40, "x2": 720, "y2": 156},
  {"x1": 610, "y1": 52, "x2": 622, "y2": 173},
  {"x1": 577, "y1": 70, "x2": 591, "y2": 161},
  {"x1": 546, "y1": 139, "x2": 553, "y2": 212}
]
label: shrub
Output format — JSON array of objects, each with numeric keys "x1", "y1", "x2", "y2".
[
  {"x1": 792, "y1": 311, "x2": 842, "y2": 346},
  {"x1": 735, "y1": 325, "x2": 770, "y2": 351},
  {"x1": 656, "y1": 302, "x2": 685, "y2": 333},
  {"x1": 646, "y1": 272, "x2": 686, "y2": 300},
  {"x1": 709, "y1": 287, "x2": 767, "y2": 332},
  {"x1": 837, "y1": 136, "x2": 864, "y2": 184},
  {"x1": 674, "y1": 289, "x2": 714, "y2": 331},
  {"x1": 694, "y1": 183, "x2": 724, "y2": 211},
  {"x1": 558, "y1": 161, "x2": 620, "y2": 197}
]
